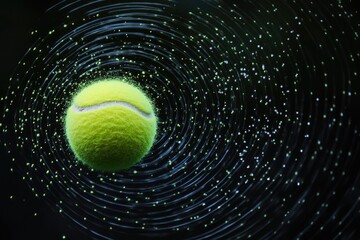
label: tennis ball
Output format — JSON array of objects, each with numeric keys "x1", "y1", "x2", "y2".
[{"x1": 65, "y1": 79, "x2": 157, "y2": 171}]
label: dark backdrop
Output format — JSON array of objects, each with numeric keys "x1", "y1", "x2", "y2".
[
  {"x1": 0, "y1": 1, "x2": 86, "y2": 239},
  {"x1": 1, "y1": 1, "x2": 359, "y2": 240}
]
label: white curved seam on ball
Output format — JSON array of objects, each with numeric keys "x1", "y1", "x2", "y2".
[{"x1": 73, "y1": 101, "x2": 153, "y2": 118}]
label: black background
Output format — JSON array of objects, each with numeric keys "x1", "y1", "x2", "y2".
[
  {"x1": 0, "y1": 1, "x2": 85, "y2": 239},
  {"x1": 1, "y1": 1, "x2": 359, "y2": 240}
]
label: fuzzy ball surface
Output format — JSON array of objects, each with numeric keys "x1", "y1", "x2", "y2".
[{"x1": 65, "y1": 79, "x2": 157, "y2": 171}]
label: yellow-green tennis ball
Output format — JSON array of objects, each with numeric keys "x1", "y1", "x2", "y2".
[{"x1": 65, "y1": 79, "x2": 157, "y2": 171}]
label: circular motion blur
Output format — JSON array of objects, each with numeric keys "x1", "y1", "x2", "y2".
[{"x1": 1, "y1": 0, "x2": 360, "y2": 239}]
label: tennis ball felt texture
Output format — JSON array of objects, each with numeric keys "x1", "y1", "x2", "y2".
[{"x1": 65, "y1": 79, "x2": 157, "y2": 171}]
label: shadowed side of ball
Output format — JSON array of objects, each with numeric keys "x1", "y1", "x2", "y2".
[{"x1": 65, "y1": 79, "x2": 157, "y2": 171}]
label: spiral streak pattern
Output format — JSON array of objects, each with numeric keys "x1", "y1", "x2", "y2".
[{"x1": 2, "y1": 0, "x2": 360, "y2": 239}]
